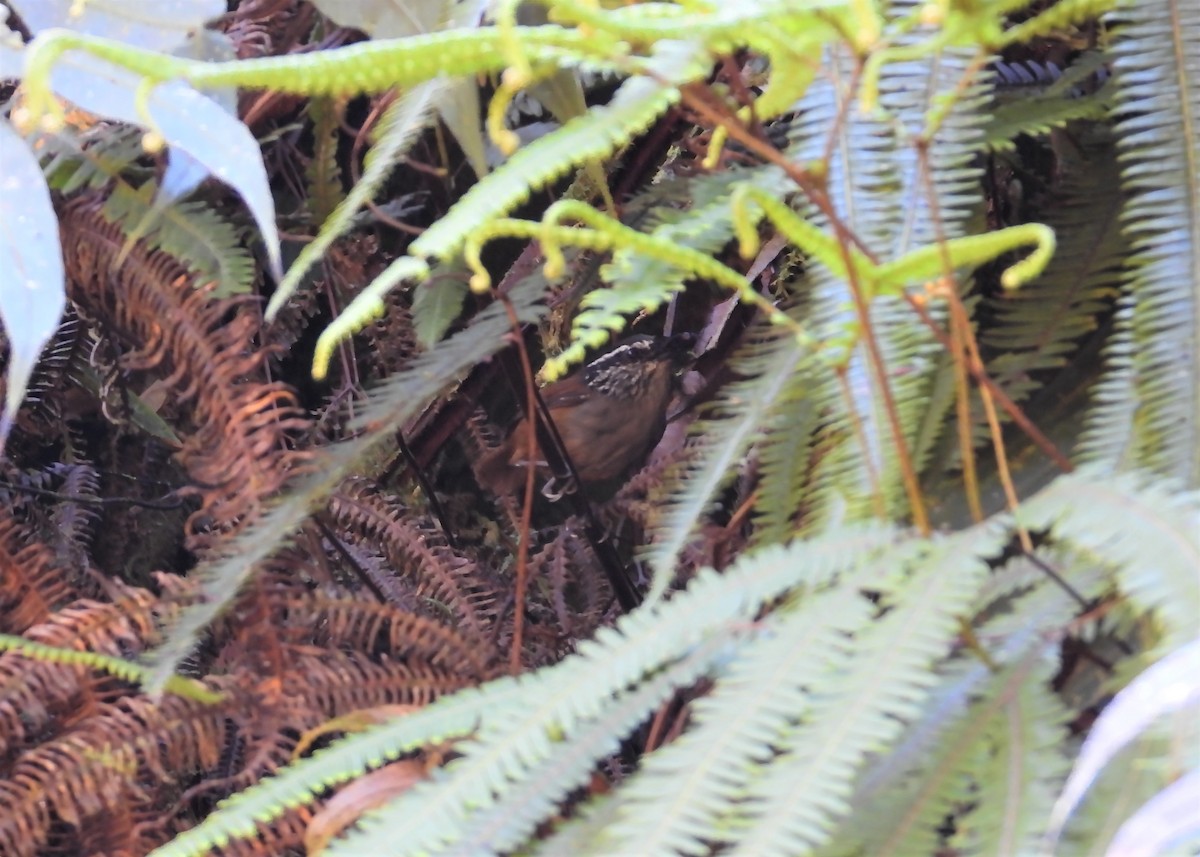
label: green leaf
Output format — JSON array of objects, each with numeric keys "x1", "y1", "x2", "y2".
[
  {"x1": 0, "y1": 118, "x2": 65, "y2": 454},
  {"x1": 102, "y1": 181, "x2": 256, "y2": 298},
  {"x1": 16, "y1": 3, "x2": 281, "y2": 281},
  {"x1": 412, "y1": 277, "x2": 469, "y2": 347},
  {"x1": 1081, "y1": 0, "x2": 1200, "y2": 486},
  {"x1": 157, "y1": 29, "x2": 239, "y2": 204},
  {"x1": 11, "y1": 0, "x2": 224, "y2": 52},
  {"x1": 0, "y1": 634, "x2": 223, "y2": 704}
]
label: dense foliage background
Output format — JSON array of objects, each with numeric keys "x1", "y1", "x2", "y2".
[{"x1": 0, "y1": 0, "x2": 1196, "y2": 855}]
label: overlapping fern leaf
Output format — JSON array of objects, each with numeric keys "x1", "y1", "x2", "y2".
[
  {"x1": 981, "y1": 134, "x2": 1128, "y2": 432},
  {"x1": 1081, "y1": 0, "x2": 1200, "y2": 485},
  {"x1": 149, "y1": 523, "x2": 899, "y2": 856},
  {"x1": 150, "y1": 469, "x2": 1199, "y2": 857}
]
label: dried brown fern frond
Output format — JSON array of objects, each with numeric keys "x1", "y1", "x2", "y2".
[
  {"x1": 0, "y1": 509, "x2": 77, "y2": 635},
  {"x1": 272, "y1": 589, "x2": 497, "y2": 679},
  {"x1": 528, "y1": 522, "x2": 610, "y2": 644},
  {"x1": 0, "y1": 690, "x2": 231, "y2": 857},
  {"x1": 287, "y1": 649, "x2": 475, "y2": 716},
  {"x1": 0, "y1": 308, "x2": 90, "y2": 446},
  {"x1": 26, "y1": 581, "x2": 164, "y2": 653},
  {"x1": 161, "y1": 646, "x2": 474, "y2": 820},
  {"x1": 57, "y1": 195, "x2": 311, "y2": 553},
  {"x1": 0, "y1": 583, "x2": 163, "y2": 758},
  {"x1": 327, "y1": 478, "x2": 501, "y2": 647}
]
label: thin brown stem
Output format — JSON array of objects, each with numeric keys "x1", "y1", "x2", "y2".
[
  {"x1": 644, "y1": 701, "x2": 672, "y2": 753},
  {"x1": 839, "y1": 245, "x2": 931, "y2": 534},
  {"x1": 676, "y1": 83, "x2": 878, "y2": 265},
  {"x1": 499, "y1": 296, "x2": 539, "y2": 676},
  {"x1": 951, "y1": 299, "x2": 984, "y2": 523},
  {"x1": 914, "y1": 143, "x2": 1045, "y2": 546},
  {"x1": 678, "y1": 78, "x2": 929, "y2": 530},
  {"x1": 903, "y1": 294, "x2": 1072, "y2": 472}
]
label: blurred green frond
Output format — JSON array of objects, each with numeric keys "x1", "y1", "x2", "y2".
[
  {"x1": 785, "y1": 37, "x2": 987, "y2": 532},
  {"x1": 648, "y1": 319, "x2": 812, "y2": 596},
  {"x1": 1019, "y1": 467, "x2": 1200, "y2": 651},
  {"x1": 982, "y1": 134, "x2": 1128, "y2": 423},
  {"x1": 37, "y1": 125, "x2": 147, "y2": 193},
  {"x1": 1080, "y1": 0, "x2": 1200, "y2": 486},
  {"x1": 985, "y1": 53, "x2": 1114, "y2": 149}
]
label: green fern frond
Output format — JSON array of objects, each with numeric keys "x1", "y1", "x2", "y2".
[
  {"x1": 337, "y1": 529, "x2": 895, "y2": 856},
  {"x1": 875, "y1": 35, "x2": 992, "y2": 471},
  {"x1": 304, "y1": 97, "x2": 345, "y2": 226},
  {"x1": 0, "y1": 634, "x2": 222, "y2": 703},
  {"x1": 101, "y1": 181, "x2": 255, "y2": 297},
  {"x1": 338, "y1": 633, "x2": 738, "y2": 856},
  {"x1": 38, "y1": 125, "x2": 147, "y2": 193},
  {"x1": 878, "y1": 54, "x2": 989, "y2": 247},
  {"x1": 434, "y1": 652, "x2": 717, "y2": 854},
  {"x1": 856, "y1": 652, "x2": 1060, "y2": 856},
  {"x1": 528, "y1": 790, "x2": 623, "y2": 855},
  {"x1": 984, "y1": 53, "x2": 1114, "y2": 150},
  {"x1": 412, "y1": 39, "x2": 707, "y2": 265},
  {"x1": 782, "y1": 35, "x2": 989, "y2": 532},
  {"x1": 509, "y1": 0, "x2": 849, "y2": 54},
  {"x1": 647, "y1": 322, "x2": 810, "y2": 601},
  {"x1": 146, "y1": 681, "x2": 517, "y2": 857},
  {"x1": 986, "y1": 89, "x2": 1110, "y2": 149},
  {"x1": 1002, "y1": 0, "x2": 1121, "y2": 45},
  {"x1": 982, "y1": 135, "x2": 1127, "y2": 426},
  {"x1": 592, "y1": 581, "x2": 876, "y2": 856},
  {"x1": 312, "y1": 39, "x2": 709, "y2": 371},
  {"x1": 955, "y1": 659, "x2": 1072, "y2": 854},
  {"x1": 1018, "y1": 467, "x2": 1200, "y2": 650},
  {"x1": 839, "y1": 557, "x2": 1105, "y2": 856},
  {"x1": 24, "y1": 26, "x2": 609, "y2": 107},
  {"x1": 725, "y1": 528, "x2": 998, "y2": 855},
  {"x1": 637, "y1": 32, "x2": 996, "y2": 557},
  {"x1": 568, "y1": 169, "x2": 746, "y2": 362},
  {"x1": 1080, "y1": 0, "x2": 1200, "y2": 486}
]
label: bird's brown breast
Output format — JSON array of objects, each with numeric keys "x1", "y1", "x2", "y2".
[{"x1": 479, "y1": 359, "x2": 675, "y2": 496}]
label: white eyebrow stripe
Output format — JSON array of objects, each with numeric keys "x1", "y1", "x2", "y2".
[{"x1": 586, "y1": 339, "x2": 655, "y2": 371}]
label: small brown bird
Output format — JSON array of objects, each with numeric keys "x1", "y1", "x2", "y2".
[{"x1": 479, "y1": 333, "x2": 693, "y2": 498}]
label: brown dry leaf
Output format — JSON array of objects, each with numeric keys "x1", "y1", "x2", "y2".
[{"x1": 304, "y1": 759, "x2": 428, "y2": 855}]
